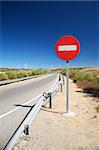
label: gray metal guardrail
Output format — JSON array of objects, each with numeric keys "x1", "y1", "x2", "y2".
[{"x1": 3, "y1": 74, "x2": 64, "y2": 150}]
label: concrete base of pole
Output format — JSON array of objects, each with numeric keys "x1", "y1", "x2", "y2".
[{"x1": 63, "y1": 111, "x2": 75, "y2": 117}]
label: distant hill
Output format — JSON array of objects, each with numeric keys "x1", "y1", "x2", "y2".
[{"x1": 80, "y1": 67, "x2": 99, "y2": 76}]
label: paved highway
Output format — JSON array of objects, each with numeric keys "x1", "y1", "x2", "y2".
[{"x1": 0, "y1": 74, "x2": 57, "y2": 149}]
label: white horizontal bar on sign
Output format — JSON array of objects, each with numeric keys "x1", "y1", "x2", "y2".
[{"x1": 58, "y1": 45, "x2": 77, "y2": 51}]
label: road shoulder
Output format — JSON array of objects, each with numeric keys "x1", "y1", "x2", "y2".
[{"x1": 14, "y1": 79, "x2": 99, "y2": 150}]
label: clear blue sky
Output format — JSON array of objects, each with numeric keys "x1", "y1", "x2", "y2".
[{"x1": 1, "y1": 1, "x2": 99, "y2": 69}]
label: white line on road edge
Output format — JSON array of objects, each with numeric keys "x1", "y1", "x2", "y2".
[
  {"x1": 58, "y1": 45, "x2": 77, "y2": 51},
  {"x1": 0, "y1": 94, "x2": 42, "y2": 119},
  {"x1": 3, "y1": 74, "x2": 62, "y2": 150},
  {"x1": 0, "y1": 74, "x2": 59, "y2": 120}
]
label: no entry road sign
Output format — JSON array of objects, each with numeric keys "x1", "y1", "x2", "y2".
[
  {"x1": 55, "y1": 35, "x2": 80, "y2": 117},
  {"x1": 55, "y1": 35, "x2": 80, "y2": 60}
]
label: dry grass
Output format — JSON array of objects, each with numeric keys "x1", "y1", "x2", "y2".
[
  {"x1": 81, "y1": 67, "x2": 99, "y2": 76},
  {"x1": 95, "y1": 105, "x2": 99, "y2": 112},
  {"x1": 95, "y1": 99, "x2": 99, "y2": 103},
  {"x1": 61, "y1": 68, "x2": 99, "y2": 98},
  {"x1": 77, "y1": 81, "x2": 99, "y2": 97}
]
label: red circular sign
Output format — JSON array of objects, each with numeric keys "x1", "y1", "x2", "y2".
[{"x1": 55, "y1": 35, "x2": 80, "y2": 60}]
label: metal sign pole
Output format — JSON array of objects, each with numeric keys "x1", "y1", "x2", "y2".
[
  {"x1": 63, "y1": 61, "x2": 75, "y2": 117},
  {"x1": 55, "y1": 35, "x2": 80, "y2": 117},
  {"x1": 66, "y1": 60, "x2": 69, "y2": 113}
]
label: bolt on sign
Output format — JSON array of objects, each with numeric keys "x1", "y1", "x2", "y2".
[{"x1": 55, "y1": 35, "x2": 80, "y2": 117}]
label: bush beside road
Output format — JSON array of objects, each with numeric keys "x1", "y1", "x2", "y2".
[
  {"x1": 0, "y1": 69, "x2": 47, "y2": 81},
  {"x1": 61, "y1": 68, "x2": 99, "y2": 98}
]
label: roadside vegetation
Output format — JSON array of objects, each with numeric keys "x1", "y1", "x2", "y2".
[
  {"x1": 0, "y1": 69, "x2": 47, "y2": 81},
  {"x1": 51, "y1": 68, "x2": 63, "y2": 72},
  {"x1": 61, "y1": 67, "x2": 99, "y2": 112},
  {"x1": 61, "y1": 68, "x2": 99, "y2": 98}
]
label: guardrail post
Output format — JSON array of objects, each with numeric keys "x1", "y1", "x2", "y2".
[
  {"x1": 63, "y1": 76, "x2": 65, "y2": 86},
  {"x1": 48, "y1": 92, "x2": 52, "y2": 109},
  {"x1": 60, "y1": 83, "x2": 62, "y2": 92},
  {"x1": 59, "y1": 74, "x2": 61, "y2": 82},
  {"x1": 24, "y1": 125, "x2": 29, "y2": 136}
]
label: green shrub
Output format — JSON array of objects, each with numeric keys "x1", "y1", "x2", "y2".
[
  {"x1": 61, "y1": 69, "x2": 66, "y2": 76},
  {"x1": 27, "y1": 71, "x2": 33, "y2": 76},
  {"x1": 32, "y1": 70, "x2": 47, "y2": 76},
  {"x1": 32, "y1": 71, "x2": 36, "y2": 76},
  {"x1": 0, "y1": 73, "x2": 9, "y2": 80},
  {"x1": 61, "y1": 68, "x2": 99, "y2": 97},
  {"x1": 6, "y1": 72, "x2": 17, "y2": 79},
  {"x1": 96, "y1": 77, "x2": 99, "y2": 84},
  {"x1": 16, "y1": 71, "x2": 28, "y2": 78},
  {"x1": 72, "y1": 72, "x2": 85, "y2": 83},
  {"x1": 84, "y1": 73, "x2": 97, "y2": 82},
  {"x1": 0, "y1": 69, "x2": 48, "y2": 80}
]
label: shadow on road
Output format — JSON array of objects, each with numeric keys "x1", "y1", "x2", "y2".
[{"x1": 14, "y1": 104, "x2": 35, "y2": 108}]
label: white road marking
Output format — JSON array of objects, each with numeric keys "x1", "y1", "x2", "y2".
[
  {"x1": 0, "y1": 74, "x2": 58, "y2": 119},
  {"x1": 58, "y1": 45, "x2": 77, "y2": 51},
  {"x1": 0, "y1": 94, "x2": 42, "y2": 119}
]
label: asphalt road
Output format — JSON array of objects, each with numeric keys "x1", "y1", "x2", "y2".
[{"x1": 0, "y1": 74, "x2": 57, "y2": 150}]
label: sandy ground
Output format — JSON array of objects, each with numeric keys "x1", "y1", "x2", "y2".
[{"x1": 13, "y1": 79, "x2": 99, "y2": 150}]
